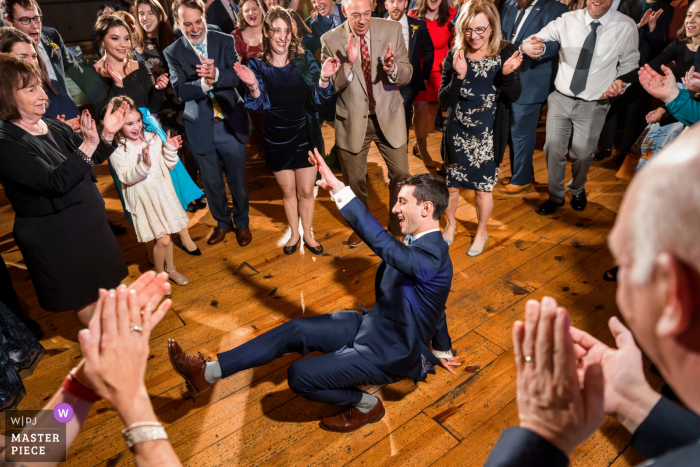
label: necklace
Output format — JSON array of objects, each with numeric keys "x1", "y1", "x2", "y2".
[
  {"x1": 14, "y1": 119, "x2": 46, "y2": 135},
  {"x1": 272, "y1": 54, "x2": 288, "y2": 67}
]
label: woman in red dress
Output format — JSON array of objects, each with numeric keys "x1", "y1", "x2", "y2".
[{"x1": 409, "y1": 0, "x2": 456, "y2": 169}]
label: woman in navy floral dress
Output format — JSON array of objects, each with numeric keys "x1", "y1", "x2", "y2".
[{"x1": 439, "y1": 0, "x2": 521, "y2": 256}]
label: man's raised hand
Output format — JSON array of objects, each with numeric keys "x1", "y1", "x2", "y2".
[
  {"x1": 308, "y1": 148, "x2": 345, "y2": 194},
  {"x1": 346, "y1": 34, "x2": 360, "y2": 66},
  {"x1": 383, "y1": 43, "x2": 396, "y2": 74}
]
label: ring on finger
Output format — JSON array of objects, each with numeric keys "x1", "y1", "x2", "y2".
[
  {"x1": 130, "y1": 325, "x2": 143, "y2": 333},
  {"x1": 524, "y1": 355, "x2": 534, "y2": 363}
]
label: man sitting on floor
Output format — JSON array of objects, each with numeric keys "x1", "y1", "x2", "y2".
[{"x1": 167, "y1": 149, "x2": 460, "y2": 433}]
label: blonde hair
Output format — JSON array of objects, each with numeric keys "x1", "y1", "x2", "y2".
[{"x1": 452, "y1": 0, "x2": 506, "y2": 60}]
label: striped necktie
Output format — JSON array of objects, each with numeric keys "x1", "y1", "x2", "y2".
[{"x1": 195, "y1": 43, "x2": 225, "y2": 119}]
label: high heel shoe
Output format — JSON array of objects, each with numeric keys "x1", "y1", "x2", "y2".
[
  {"x1": 467, "y1": 235, "x2": 488, "y2": 257},
  {"x1": 284, "y1": 240, "x2": 299, "y2": 255},
  {"x1": 164, "y1": 266, "x2": 189, "y2": 285},
  {"x1": 178, "y1": 235, "x2": 201, "y2": 256},
  {"x1": 442, "y1": 222, "x2": 455, "y2": 246},
  {"x1": 416, "y1": 139, "x2": 436, "y2": 169},
  {"x1": 306, "y1": 242, "x2": 323, "y2": 255}
]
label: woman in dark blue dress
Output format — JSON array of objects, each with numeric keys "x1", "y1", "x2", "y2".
[{"x1": 234, "y1": 6, "x2": 338, "y2": 255}]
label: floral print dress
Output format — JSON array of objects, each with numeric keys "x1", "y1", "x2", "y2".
[{"x1": 445, "y1": 55, "x2": 501, "y2": 192}]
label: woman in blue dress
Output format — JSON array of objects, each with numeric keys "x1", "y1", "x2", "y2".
[
  {"x1": 439, "y1": 0, "x2": 522, "y2": 257},
  {"x1": 234, "y1": 6, "x2": 338, "y2": 255}
]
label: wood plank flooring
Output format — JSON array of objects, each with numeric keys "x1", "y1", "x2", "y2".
[{"x1": 2, "y1": 112, "x2": 665, "y2": 466}]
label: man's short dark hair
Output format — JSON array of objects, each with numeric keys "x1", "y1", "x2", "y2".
[
  {"x1": 398, "y1": 173, "x2": 449, "y2": 220},
  {"x1": 171, "y1": 0, "x2": 204, "y2": 22},
  {"x1": 1, "y1": 0, "x2": 41, "y2": 21}
]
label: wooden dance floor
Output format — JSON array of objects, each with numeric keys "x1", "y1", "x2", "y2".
[{"x1": 1, "y1": 114, "x2": 664, "y2": 466}]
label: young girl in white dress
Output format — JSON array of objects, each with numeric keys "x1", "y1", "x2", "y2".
[{"x1": 108, "y1": 96, "x2": 190, "y2": 289}]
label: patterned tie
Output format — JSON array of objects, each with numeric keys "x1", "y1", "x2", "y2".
[
  {"x1": 359, "y1": 35, "x2": 376, "y2": 112},
  {"x1": 195, "y1": 43, "x2": 225, "y2": 119},
  {"x1": 404, "y1": 234, "x2": 414, "y2": 246},
  {"x1": 569, "y1": 21, "x2": 600, "y2": 96}
]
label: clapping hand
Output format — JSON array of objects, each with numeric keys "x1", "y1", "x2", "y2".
[
  {"x1": 603, "y1": 79, "x2": 626, "y2": 98},
  {"x1": 513, "y1": 298, "x2": 604, "y2": 456},
  {"x1": 155, "y1": 73, "x2": 169, "y2": 90},
  {"x1": 102, "y1": 101, "x2": 130, "y2": 140},
  {"x1": 321, "y1": 56, "x2": 341, "y2": 80},
  {"x1": 142, "y1": 144, "x2": 151, "y2": 167},
  {"x1": 646, "y1": 107, "x2": 666, "y2": 124},
  {"x1": 639, "y1": 64, "x2": 679, "y2": 104},
  {"x1": 383, "y1": 43, "x2": 396, "y2": 74},
  {"x1": 346, "y1": 34, "x2": 360, "y2": 66},
  {"x1": 233, "y1": 62, "x2": 257, "y2": 86},
  {"x1": 196, "y1": 57, "x2": 216, "y2": 85},
  {"x1": 308, "y1": 147, "x2": 344, "y2": 194},
  {"x1": 454, "y1": 49, "x2": 468, "y2": 80},
  {"x1": 104, "y1": 61, "x2": 124, "y2": 88},
  {"x1": 57, "y1": 114, "x2": 82, "y2": 132},
  {"x1": 681, "y1": 66, "x2": 700, "y2": 93},
  {"x1": 648, "y1": 9, "x2": 663, "y2": 32},
  {"x1": 165, "y1": 130, "x2": 182, "y2": 150},
  {"x1": 521, "y1": 36, "x2": 545, "y2": 59},
  {"x1": 79, "y1": 110, "x2": 99, "y2": 146},
  {"x1": 503, "y1": 50, "x2": 523, "y2": 75}
]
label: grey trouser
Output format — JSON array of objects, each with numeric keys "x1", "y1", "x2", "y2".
[{"x1": 544, "y1": 91, "x2": 610, "y2": 203}]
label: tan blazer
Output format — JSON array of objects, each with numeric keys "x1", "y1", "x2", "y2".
[{"x1": 321, "y1": 19, "x2": 412, "y2": 154}]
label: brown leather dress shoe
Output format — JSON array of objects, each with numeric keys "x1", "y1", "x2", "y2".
[
  {"x1": 235, "y1": 227, "x2": 252, "y2": 247},
  {"x1": 207, "y1": 226, "x2": 233, "y2": 245},
  {"x1": 348, "y1": 232, "x2": 363, "y2": 248},
  {"x1": 319, "y1": 399, "x2": 386, "y2": 433},
  {"x1": 499, "y1": 183, "x2": 532, "y2": 194},
  {"x1": 167, "y1": 339, "x2": 213, "y2": 397}
]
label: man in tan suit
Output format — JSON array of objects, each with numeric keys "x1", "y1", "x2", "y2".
[{"x1": 321, "y1": 0, "x2": 412, "y2": 246}]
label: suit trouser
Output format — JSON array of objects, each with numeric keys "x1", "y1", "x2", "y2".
[
  {"x1": 544, "y1": 91, "x2": 610, "y2": 203},
  {"x1": 336, "y1": 115, "x2": 410, "y2": 234},
  {"x1": 192, "y1": 121, "x2": 249, "y2": 230},
  {"x1": 400, "y1": 85, "x2": 417, "y2": 142},
  {"x1": 217, "y1": 311, "x2": 400, "y2": 406},
  {"x1": 508, "y1": 103, "x2": 543, "y2": 186}
]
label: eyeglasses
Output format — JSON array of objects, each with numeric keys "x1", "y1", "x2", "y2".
[
  {"x1": 462, "y1": 25, "x2": 489, "y2": 36},
  {"x1": 15, "y1": 15, "x2": 43, "y2": 25}
]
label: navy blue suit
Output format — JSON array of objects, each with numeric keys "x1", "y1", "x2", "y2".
[
  {"x1": 206, "y1": 0, "x2": 239, "y2": 34},
  {"x1": 41, "y1": 27, "x2": 83, "y2": 120},
  {"x1": 485, "y1": 396, "x2": 700, "y2": 466},
  {"x1": 500, "y1": 0, "x2": 568, "y2": 186},
  {"x1": 309, "y1": 7, "x2": 346, "y2": 122},
  {"x1": 164, "y1": 31, "x2": 252, "y2": 230},
  {"x1": 217, "y1": 194, "x2": 453, "y2": 406}
]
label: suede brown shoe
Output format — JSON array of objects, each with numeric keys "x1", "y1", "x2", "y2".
[
  {"x1": 207, "y1": 226, "x2": 233, "y2": 245},
  {"x1": 319, "y1": 399, "x2": 386, "y2": 433},
  {"x1": 499, "y1": 183, "x2": 532, "y2": 194},
  {"x1": 235, "y1": 227, "x2": 252, "y2": 247},
  {"x1": 348, "y1": 232, "x2": 363, "y2": 248},
  {"x1": 167, "y1": 339, "x2": 213, "y2": 397}
]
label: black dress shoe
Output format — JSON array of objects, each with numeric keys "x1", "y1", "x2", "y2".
[
  {"x1": 185, "y1": 202, "x2": 198, "y2": 213},
  {"x1": 284, "y1": 240, "x2": 299, "y2": 255},
  {"x1": 306, "y1": 243, "x2": 323, "y2": 255},
  {"x1": 615, "y1": 152, "x2": 627, "y2": 167},
  {"x1": 536, "y1": 199, "x2": 565, "y2": 216},
  {"x1": 195, "y1": 196, "x2": 207, "y2": 210},
  {"x1": 571, "y1": 191, "x2": 587, "y2": 211},
  {"x1": 109, "y1": 222, "x2": 127, "y2": 235},
  {"x1": 593, "y1": 149, "x2": 612, "y2": 161},
  {"x1": 178, "y1": 235, "x2": 201, "y2": 256}
]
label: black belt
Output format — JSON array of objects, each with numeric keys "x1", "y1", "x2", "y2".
[{"x1": 555, "y1": 89, "x2": 607, "y2": 103}]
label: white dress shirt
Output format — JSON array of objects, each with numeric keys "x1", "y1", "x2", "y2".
[
  {"x1": 184, "y1": 33, "x2": 220, "y2": 92},
  {"x1": 343, "y1": 28, "x2": 399, "y2": 86},
  {"x1": 535, "y1": 8, "x2": 639, "y2": 101},
  {"x1": 331, "y1": 185, "x2": 453, "y2": 360},
  {"x1": 399, "y1": 13, "x2": 410, "y2": 54},
  {"x1": 37, "y1": 42, "x2": 58, "y2": 81},
  {"x1": 513, "y1": 0, "x2": 538, "y2": 42}
]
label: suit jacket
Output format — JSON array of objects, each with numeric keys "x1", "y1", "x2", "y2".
[
  {"x1": 163, "y1": 30, "x2": 251, "y2": 152},
  {"x1": 321, "y1": 19, "x2": 412, "y2": 153},
  {"x1": 40, "y1": 27, "x2": 83, "y2": 116},
  {"x1": 500, "y1": 0, "x2": 568, "y2": 105},
  {"x1": 385, "y1": 14, "x2": 434, "y2": 94},
  {"x1": 484, "y1": 397, "x2": 700, "y2": 467},
  {"x1": 310, "y1": 7, "x2": 347, "y2": 43},
  {"x1": 206, "y1": 0, "x2": 239, "y2": 35},
  {"x1": 339, "y1": 196, "x2": 453, "y2": 381}
]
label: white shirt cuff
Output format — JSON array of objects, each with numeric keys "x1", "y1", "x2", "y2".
[
  {"x1": 330, "y1": 185, "x2": 356, "y2": 210},
  {"x1": 433, "y1": 349, "x2": 453, "y2": 359},
  {"x1": 388, "y1": 65, "x2": 398, "y2": 83},
  {"x1": 344, "y1": 63, "x2": 354, "y2": 81},
  {"x1": 200, "y1": 68, "x2": 220, "y2": 93}
]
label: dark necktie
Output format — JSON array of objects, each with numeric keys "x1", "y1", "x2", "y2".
[
  {"x1": 569, "y1": 20, "x2": 600, "y2": 96},
  {"x1": 511, "y1": 8, "x2": 527, "y2": 40}
]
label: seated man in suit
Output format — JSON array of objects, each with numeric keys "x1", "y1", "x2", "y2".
[
  {"x1": 498, "y1": 0, "x2": 568, "y2": 195},
  {"x1": 165, "y1": 0, "x2": 252, "y2": 247},
  {"x1": 384, "y1": 0, "x2": 433, "y2": 143},
  {"x1": 206, "y1": 0, "x2": 238, "y2": 34},
  {"x1": 1, "y1": 0, "x2": 83, "y2": 120},
  {"x1": 485, "y1": 125, "x2": 700, "y2": 466},
  {"x1": 168, "y1": 153, "x2": 459, "y2": 433}
]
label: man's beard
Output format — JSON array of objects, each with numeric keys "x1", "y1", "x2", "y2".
[
  {"x1": 517, "y1": 0, "x2": 535, "y2": 10},
  {"x1": 189, "y1": 33, "x2": 205, "y2": 46}
]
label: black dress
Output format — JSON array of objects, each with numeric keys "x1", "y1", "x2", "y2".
[
  {"x1": 244, "y1": 50, "x2": 335, "y2": 172},
  {"x1": 0, "y1": 119, "x2": 128, "y2": 312},
  {"x1": 0, "y1": 300, "x2": 45, "y2": 410}
]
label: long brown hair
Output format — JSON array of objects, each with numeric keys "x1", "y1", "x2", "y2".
[
  {"x1": 677, "y1": 0, "x2": 700, "y2": 43},
  {"x1": 94, "y1": 14, "x2": 137, "y2": 70},
  {"x1": 453, "y1": 0, "x2": 506, "y2": 60},
  {"x1": 0, "y1": 28, "x2": 56, "y2": 95},
  {"x1": 260, "y1": 6, "x2": 303, "y2": 64},
  {"x1": 412, "y1": 0, "x2": 450, "y2": 27},
  {"x1": 288, "y1": 9, "x2": 312, "y2": 38},
  {"x1": 238, "y1": 0, "x2": 264, "y2": 31},
  {"x1": 134, "y1": 0, "x2": 177, "y2": 51}
]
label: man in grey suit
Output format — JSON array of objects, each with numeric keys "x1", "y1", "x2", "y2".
[
  {"x1": 321, "y1": 0, "x2": 412, "y2": 247},
  {"x1": 485, "y1": 126, "x2": 700, "y2": 467}
]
